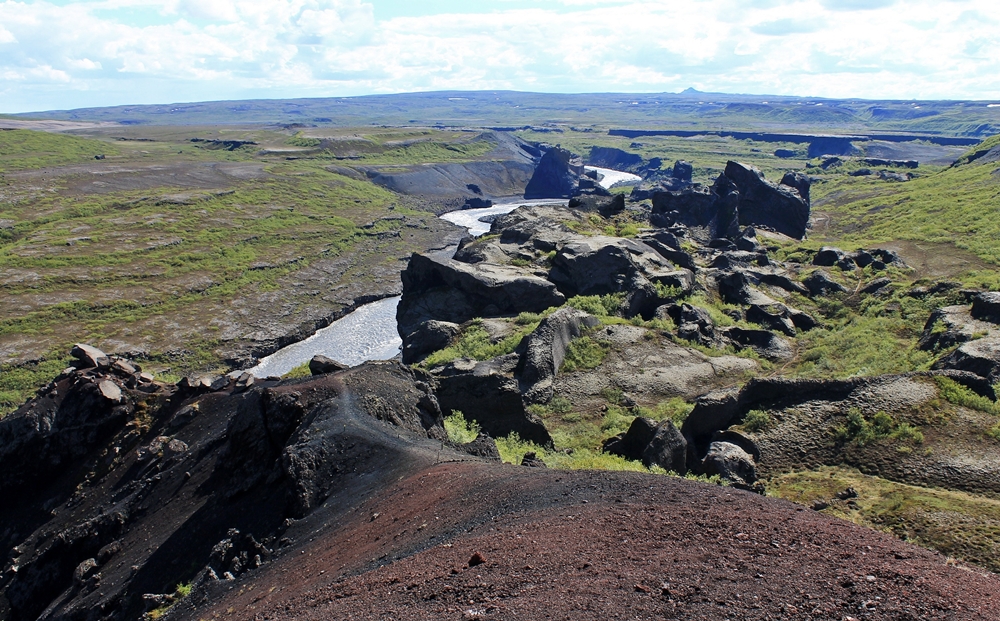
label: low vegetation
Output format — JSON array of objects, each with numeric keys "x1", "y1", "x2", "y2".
[{"x1": 769, "y1": 466, "x2": 1000, "y2": 573}]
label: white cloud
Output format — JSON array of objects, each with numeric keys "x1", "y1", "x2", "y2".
[{"x1": 0, "y1": 0, "x2": 998, "y2": 112}]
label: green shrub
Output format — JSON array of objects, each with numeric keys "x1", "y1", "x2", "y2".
[
  {"x1": 600, "y1": 405, "x2": 631, "y2": 434},
  {"x1": 934, "y1": 376, "x2": 1000, "y2": 415},
  {"x1": 549, "y1": 395, "x2": 573, "y2": 413},
  {"x1": 654, "y1": 282, "x2": 683, "y2": 300},
  {"x1": 987, "y1": 424, "x2": 1000, "y2": 442},
  {"x1": 835, "y1": 408, "x2": 923, "y2": 446},
  {"x1": 561, "y1": 336, "x2": 608, "y2": 372},
  {"x1": 494, "y1": 432, "x2": 545, "y2": 465},
  {"x1": 567, "y1": 294, "x2": 623, "y2": 317},
  {"x1": 741, "y1": 409, "x2": 771, "y2": 432},
  {"x1": 444, "y1": 411, "x2": 480, "y2": 444}
]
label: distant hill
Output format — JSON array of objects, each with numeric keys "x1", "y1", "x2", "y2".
[{"x1": 15, "y1": 90, "x2": 1000, "y2": 137}]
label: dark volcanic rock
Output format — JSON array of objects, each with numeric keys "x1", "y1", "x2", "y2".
[
  {"x1": 971, "y1": 292, "x2": 1000, "y2": 324},
  {"x1": 780, "y1": 171, "x2": 811, "y2": 205},
  {"x1": 520, "y1": 451, "x2": 548, "y2": 467},
  {"x1": 524, "y1": 146, "x2": 584, "y2": 199},
  {"x1": 547, "y1": 236, "x2": 676, "y2": 298},
  {"x1": 400, "y1": 320, "x2": 461, "y2": 364},
  {"x1": 602, "y1": 417, "x2": 658, "y2": 462},
  {"x1": 434, "y1": 358, "x2": 553, "y2": 447},
  {"x1": 720, "y1": 326, "x2": 794, "y2": 360},
  {"x1": 642, "y1": 420, "x2": 687, "y2": 474},
  {"x1": 934, "y1": 339, "x2": 1000, "y2": 384},
  {"x1": 650, "y1": 184, "x2": 738, "y2": 241},
  {"x1": 520, "y1": 307, "x2": 601, "y2": 403},
  {"x1": 397, "y1": 253, "x2": 565, "y2": 362},
  {"x1": 673, "y1": 160, "x2": 693, "y2": 183},
  {"x1": 701, "y1": 441, "x2": 759, "y2": 489},
  {"x1": 803, "y1": 270, "x2": 848, "y2": 296},
  {"x1": 459, "y1": 433, "x2": 502, "y2": 462},
  {"x1": 309, "y1": 355, "x2": 349, "y2": 375},
  {"x1": 724, "y1": 161, "x2": 810, "y2": 239},
  {"x1": 813, "y1": 247, "x2": 847, "y2": 267},
  {"x1": 71, "y1": 343, "x2": 110, "y2": 369}
]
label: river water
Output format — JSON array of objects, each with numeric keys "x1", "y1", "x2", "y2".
[{"x1": 245, "y1": 167, "x2": 641, "y2": 378}]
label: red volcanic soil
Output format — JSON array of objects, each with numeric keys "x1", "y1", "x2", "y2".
[{"x1": 180, "y1": 462, "x2": 1000, "y2": 621}]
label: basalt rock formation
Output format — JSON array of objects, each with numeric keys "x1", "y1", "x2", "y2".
[{"x1": 650, "y1": 161, "x2": 811, "y2": 241}]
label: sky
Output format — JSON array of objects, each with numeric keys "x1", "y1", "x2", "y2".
[{"x1": 0, "y1": 0, "x2": 998, "y2": 113}]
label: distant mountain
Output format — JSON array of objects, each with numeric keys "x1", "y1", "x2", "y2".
[{"x1": 14, "y1": 90, "x2": 1000, "y2": 137}]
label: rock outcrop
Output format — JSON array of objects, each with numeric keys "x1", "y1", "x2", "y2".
[
  {"x1": 0, "y1": 359, "x2": 473, "y2": 621},
  {"x1": 524, "y1": 146, "x2": 584, "y2": 199},
  {"x1": 397, "y1": 252, "x2": 566, "y2": 362},
  {"x1": 650, "y1": 161, "x2": 810, "y2": 241}
]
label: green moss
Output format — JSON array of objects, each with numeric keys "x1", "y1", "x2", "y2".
[{"x1": 0, "y1": 358, "x2": 71, "y2": 416}]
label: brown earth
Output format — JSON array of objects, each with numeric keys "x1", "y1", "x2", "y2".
[{"x1": 178, "y1": 461, "x2": 1000, "y2": 621}]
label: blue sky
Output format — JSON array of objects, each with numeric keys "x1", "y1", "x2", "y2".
[{"x1": 0, "y1": 0, "x2": 998, "y2": 113}]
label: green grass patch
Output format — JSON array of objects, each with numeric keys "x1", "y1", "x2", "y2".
[
  {"x1": 567, "y1": 294, "x2": 623, "y2": 317},
  {"x1": 0, "y1": 357, "x2": 70, "y2": 416},
  {"x1": 421, "y1": 320, "x2": 536, "y2": 368},
  {"x1": 769, "y1": 466, "x2": 1000, "y2": 573},
  {"x1": 560, "y1": 336, "x2": 608, "y2": 372},
  {"x1": 0, "y1": 129, "x2": 119, "y2": 171},
  {"x1": 282, "y1": 362, "x2": 312, "y2": 379},
  {"x1": 934, "y1": 376, "x2": 1000, "y2": 415}
]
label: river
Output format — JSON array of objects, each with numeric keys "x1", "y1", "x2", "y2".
[{"x1": 244, "y1": 167, "x2": 641, "y2": 378}]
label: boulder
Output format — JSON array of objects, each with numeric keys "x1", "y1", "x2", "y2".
[
  {"x1": 520, "y1": 451, "x2": 547, "y2": 467},
  {"x1": 641, "y1": 420, "x2": 688, "y2": 474},
  {"x1": 400, "y1": 320, "x2": 461, "y2": 364},
  {"x1": 934, "y1": 338, "x2": 1000, "y2": 384},
  {"x1": 780, "y1": 172, "x2": 811, "y2": 205},
  {"x1": 459, "y1": 433, "x2": 502, "y2": 462},
  {"x1": 524, "y1": 146, "x2": 584, "y2": 199},
  {"x1": 434, "y1": 358, "x2": 553, "y2": 447},
  {"x1": 720, "y1": 327, "x2": 794, "y2": 360},
  {"x1": 650, "y1": 184, "x2": 738, "y2": 242},
  {"x1": 71, "y1": 343, "x2": 110, "y2": 369},
  {"x1": 971, "y1": 292, "x2": 1000, "y2": 324},
  {"x1": 602, "y1": 417, "x2": 658, "y2": 462},
  {"x1": 862, "y1": 277, "x2": 892, "y2": 295},
  {"x1": 717, "y1": 271, "x2": 779, "y2": 306},
  {"x1": 673, "y1": 160, "x2": 693, "y2": 183},
  {"x1": 547, "y1": 236, "x2": 675, "y2": 298},
  {"x1": 803, "y1": 270, "x2": 848, "y2": 296},
  {"x1": 736, "y1": 227, "x2": 763, "y2": 252},
  {"x1": 919, "y1": 306, "x2": 996, "y2": 351},
  {"x1": 813, "y1": 247, "x2": 847, "y2": 267},
  {"x1": 98, "y1": 380, "x2": 122, "y2": 403},
  {"x1": 397, "y1": 253, "x2": 566, "y2": 358},
  {"x1": 701, "y1": 441, "x2": 759, "y2": 489},
  {"x1": 724, "y1": 161, "x2": 810, "y2": 240},
  {"x1": 662, "y1": 303, "x2": 716, "y2": 347},
  {"x1": 519, "y1": 308, "x2": 601, "y2": 403},
  {"x1": 711, "y1": 429, "x2": 761, "y2": 463},
  {"x1": 309, "y1": 355, "x2": 349, "y2": 375},
  {"x1": 746, "y1": 304, "x2": 797, "y2": 337}
]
